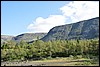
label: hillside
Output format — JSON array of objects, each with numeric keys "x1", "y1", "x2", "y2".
[
  {"x1": 41, "y1": 17, "x2": 99, "y2": 41},
  {"x1": 12, "y1": 33, "x2": 47, "y2": 42},
  {"x1": 1, "y1": 35, "x2": 14, "y2": 44},
  {"x1": 1, "y1": 33, "x2": 47, "y2": 43}
]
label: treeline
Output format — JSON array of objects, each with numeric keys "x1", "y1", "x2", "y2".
[{"x1": 1, "y1": 38, "x2": 99, "y2": 61}]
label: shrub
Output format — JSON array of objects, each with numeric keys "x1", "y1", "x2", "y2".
[
  {"x1": 69, "y1": 55, "x2": 74, "y2": 59},
  {"x1": 82, "y1": 61, "x2": 91, "y2": 65},
  {"x1": 74, "y1": 55, "x2": 83, "y2": 59},
  {"x1": 47, "y1": 56, "x2": 52, "y2": 60}
]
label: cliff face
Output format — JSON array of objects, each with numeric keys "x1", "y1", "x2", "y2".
[{"x1": 41, "y1": 17, "x2": 99, "y2": 41}]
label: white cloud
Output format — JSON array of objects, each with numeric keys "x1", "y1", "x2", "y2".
[
  {"x1": 60, "y1": 1, "x2": 99, "y2": 23},
  {"x1": 27, "y1": 15, "x2": 66, "y2": 33},
  {"x1": 27, "y1": 1, "x2": 99, "y2": 33}
]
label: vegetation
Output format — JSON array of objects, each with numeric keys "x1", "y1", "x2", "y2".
[
  {"x1": 1, "y1": 56, "x2": 99, "y2": 66},
  {"x1": 1, "y1": 38, "x2": 99, "y2": 63}
]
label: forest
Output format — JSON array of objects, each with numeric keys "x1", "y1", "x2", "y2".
[{"x1": 1, "y1": 38, "x2": 99, "y2": 62}]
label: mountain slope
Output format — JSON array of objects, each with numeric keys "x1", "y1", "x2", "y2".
[
  {"x1": 41, "y1": 17, "x2": 99, "y2": 41},
  {"x1": 12, "y1": 33, "x2": 47, "y2": 42},
  {"x1": 1, "y1": 35, "x2": 14, "y2": 44}
]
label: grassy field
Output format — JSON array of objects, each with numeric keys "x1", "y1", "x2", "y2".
[{"x1": 1, "y1": 56, "x2": 99, "y2": 66}]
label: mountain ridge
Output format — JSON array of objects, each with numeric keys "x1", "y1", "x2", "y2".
[
  {"x1": 1, "y1": 33, "x2": 47, "y2": 43},
  {"x1": 41, "y1": 17, "x2": 99, "y2": 41},
  {"x1": 1, "y1": 17, "x2": 99, "y2": 43}
]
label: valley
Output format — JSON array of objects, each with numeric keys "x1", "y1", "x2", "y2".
[{"x1": 1, "y1": 17, "x2": 99, "y2": 66}]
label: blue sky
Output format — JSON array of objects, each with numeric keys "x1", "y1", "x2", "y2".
[
  {"x1": 1, "y1": 1, "x2": 69, "y2": 36},
  {"x1": 1, "y1": 1, "x2": 99, "y2": 36}
]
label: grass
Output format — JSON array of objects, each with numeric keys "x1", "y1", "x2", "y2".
[{"x1": 1, "y1": 55, "x2": 99, "y2": 66}]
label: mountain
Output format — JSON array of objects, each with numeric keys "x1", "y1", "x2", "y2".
[
  {"x1": 12, "y1": 33, "x2": 47, "y2": 42},
  {"x1": 1, "y1": 35, "x2": 14, "y2": 44},
  {"x1": 1, "y1": 33, "x2": 47, "y2": 44},
  {"x1": 41, "y1": 17, "x2": 99, "y2": 41}
]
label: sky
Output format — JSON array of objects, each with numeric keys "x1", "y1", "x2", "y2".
[{"x1": 1, "y1": 1, "x2": 99, "y2": 36}]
